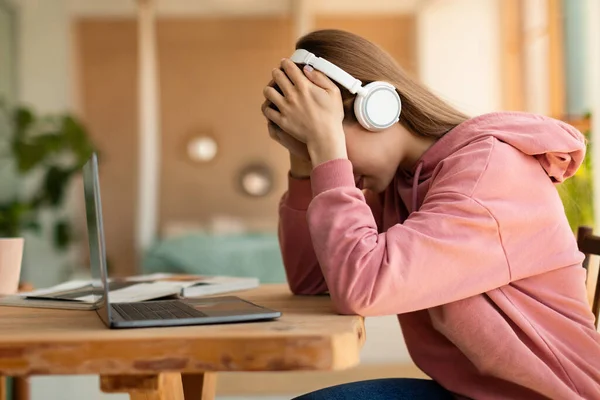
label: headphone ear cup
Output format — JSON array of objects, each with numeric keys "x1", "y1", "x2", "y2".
[{"x1": 353, "y1": 82, "x2": 401, "y2": 131}]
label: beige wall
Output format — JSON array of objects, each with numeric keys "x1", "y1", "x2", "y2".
[
  {"x1": 77, "y1": 19, "x2": 139, "y2": 275},
  {"x1": 315, "y1": 16, "x2": 417, "y2": 75},
  {"x1": 417, "y1": 0, "x2": 502, "y2": 115},
  {"x1": 76, "y1": 16, "x2": 416, "y2": 274},
  {"x1": 157, "y1": 17, "x2": 294, "y2": 231}
]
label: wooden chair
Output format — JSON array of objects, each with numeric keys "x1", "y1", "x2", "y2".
[
  {"x1": 576, "y1": 226, "x2": 600, "y2": 329},
  {"x1": 0, "y1": 283, "x2": 33, "y2": 400}
]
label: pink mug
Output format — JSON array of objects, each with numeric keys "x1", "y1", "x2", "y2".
[{"x1": 0, "y1": 238, "x2": 24, "y2": 295}]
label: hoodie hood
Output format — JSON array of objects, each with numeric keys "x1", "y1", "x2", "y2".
[{"x1": 411, "y1": 111, "x2": 587, "y2": 184}]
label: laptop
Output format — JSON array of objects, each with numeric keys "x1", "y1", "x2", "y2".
[{"x1": 82, "y1": 153, "x2": 281, "y2": 329}]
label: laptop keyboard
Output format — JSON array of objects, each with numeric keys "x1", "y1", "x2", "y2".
[{"x1": 112, "y1": 300, "x2": 207, "y2": 321}]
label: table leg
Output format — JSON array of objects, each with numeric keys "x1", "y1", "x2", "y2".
[
  {"x1": 100, "y1": 373, "x2": 184, "y2": 400},
  {"x1": 13, "y1": 377, "x2": 30, "y2": 400},
  {"x1": 181, "y1": 373, "x2": 217, "y2": 400},
  {"x1": 0, "y1": 376, "x2": 6, "y2": 400}
]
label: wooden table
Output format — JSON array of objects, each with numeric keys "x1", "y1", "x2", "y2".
[{"x1": 0, "y1": 284, "x2": 365, "y2": 399}]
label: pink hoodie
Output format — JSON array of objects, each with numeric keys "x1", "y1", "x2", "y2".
[{"x1": 278, "y1": 112, "x2": 600, "y2": 399}]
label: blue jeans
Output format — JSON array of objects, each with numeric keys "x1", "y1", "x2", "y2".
[{"x1": 293, "y1": 378, "x2": 454, "y2": 400}]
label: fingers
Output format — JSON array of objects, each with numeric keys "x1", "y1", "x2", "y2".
[
  {"x1": 263, "y1": 103, "x2": 284, "y2": 144},
  {"x1": 262, "y1": 58, "x2": 343, "y2": 148},
  {"x1": 272, "y1": 127, "x2": 312, "y2": 160},
  {"x1": 272, "y1": 68, "x2": 294, "y2": 97},
  {"x1": 262, "y1": 102, "x2": 282, "y2": 135},
  {"x1": 267, "y1": 121, "x2": 280, "y2": 141},
  {"x1": 261, "y1": 99, "x2": 277, "y2": 114},
  {"x1": 262, "y1": 105, "x2": 286, "y2": 131},
  {"x1": 303, "y1": 66, "x2": 339, "y2": 93},
  {"x1": 280, "y1": 58, "x2": 309, "y2": 88},
  {"x1": 262, "y1": 86, "x2": 285, "y2": 112}
]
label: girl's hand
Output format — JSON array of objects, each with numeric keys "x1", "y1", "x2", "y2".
[
  {"x1": 261, "y1": 59, "x2": 348, "y2": 166},
  {"x1": 261, "y1": 100, "x2": 311, "y2": 161}
]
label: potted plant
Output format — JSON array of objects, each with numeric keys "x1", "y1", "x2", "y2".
[
  {"x1": 0, "y1": 102, "x2": 96, "y2": 273},
  {"x1": 557, "y1": 112, "x2": 594, "y2": 232}
]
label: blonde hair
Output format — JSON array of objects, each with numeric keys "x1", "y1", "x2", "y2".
[{"x1": 296, "y1": 29, "x2": 469, "y2": 138}]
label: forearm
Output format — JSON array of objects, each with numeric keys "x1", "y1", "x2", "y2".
[
  {"x1": 278, "y1": 172, "x2": 328, "y2": 295},
  {"x1": 307, "y1": 129, "x2": 348, "y2": 168},
  {"x1": 278, "y1": 206, "x2": 329, "y2": 295},
  {"x1": 289, "y1": 153, "x2": 313, "y2": 179}
]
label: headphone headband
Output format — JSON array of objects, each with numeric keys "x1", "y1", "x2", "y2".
[
  {"x1": 290, "y1": 49, "x2": 364, "y2": 94},
  {"x1": 289, "y1": 48, "x2": 401, "y2": 132}
]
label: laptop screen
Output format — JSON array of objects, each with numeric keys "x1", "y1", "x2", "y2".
[{"x1": 82, "y1": 153, "x2": 113, "y2": 326}]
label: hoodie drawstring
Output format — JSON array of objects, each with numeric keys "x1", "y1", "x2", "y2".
[{"x1": 412, "y1": 161, "x2": 424, "y2": 213}]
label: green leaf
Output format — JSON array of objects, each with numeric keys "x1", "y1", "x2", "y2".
[
  {"x1": 69, "y1": 121, "x2": 94, "y2": 164},
  {"x1": 558, "y1": 132, "x2": 595, "y2": 232},
  {"x1": 13, "y1": 141, "x2": 46, "y2": 172},
  {"x1": 63, "y1": 116, "x2": 90, "y2": 151},
  {"x1": 34, "y1": 133, "x2": 66, "y2": 153},
  {"x1": 1, "y1": 105, "x2": 96, "y2": 252},
  {"x1": 23, "y1": 220, "x2": 42, "y2": 234},
  {"x1": 0, "y1": 199, "x2": 37, "y2": 237},
  {"x1": 62, "y1": 115, "x2": 85, "y2": 144},
  {"x1": 76, "y1": 142, "x2": 94, "y2": 166},
  {"x1": 43, "y1": 166, "x2": 73, "y2": 206},
  {"x1": 13, "y1": 107, "x2": 35, "y2": 138},
  {"x1": 54, "y1": 220, "x2": 71, "y2": 250}
]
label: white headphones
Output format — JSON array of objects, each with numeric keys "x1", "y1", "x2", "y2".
[{"x1": 290, "y1": 48, "x2": 401, "y2": 132}]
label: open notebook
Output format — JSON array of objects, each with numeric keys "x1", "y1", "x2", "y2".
[{"x1": 0, "y1": 273, "x2": 259, "y2": 310}]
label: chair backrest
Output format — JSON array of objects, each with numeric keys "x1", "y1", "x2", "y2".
[{"x1": 576, "y1": 226, "x2": 600, "y2": 328}]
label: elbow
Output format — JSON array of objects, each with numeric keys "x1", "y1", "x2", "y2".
[
  {"x1": 288, "y1": 282, "x2": 323, "y2": 296},
  {"x1": 287, "y1": 276, "x2": 328, "y2": 296},
  {"x1": 331, "y1": 294, "x2": 374, "y2": 316},
  {"x1": 329, "y1": 280, "x2": 393, "y2": 316},
  {"x1": 333, "y1": 302, "x2": 363, "y2": 316}
]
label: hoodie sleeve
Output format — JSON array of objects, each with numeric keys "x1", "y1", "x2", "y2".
[
  {"x1": 278, "y1": 173, "x2": 384, "y2": 296},
  {"x1": 306, "y1": 159, "x2": 510, "y2": 316},
  {"x1": 278, "y1": 175, "x2": 328, "y2": 295}
]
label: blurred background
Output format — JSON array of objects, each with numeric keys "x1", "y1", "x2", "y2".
[{"x1": 0, "y1": 0, "x2": 598, "y2": 399}]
